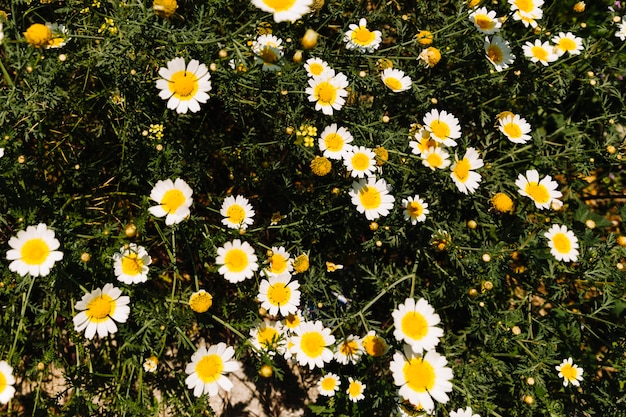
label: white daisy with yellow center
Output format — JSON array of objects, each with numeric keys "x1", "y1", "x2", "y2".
[
  {"x1": 523, "y1": 39, "x2": 558, "y2": 66},
  {"x1": 381, "y1": 68, "x2": 412, "y2": 93},
  {"x1": 450, "y1": 406, "x2": 481, "y2": 417},
  {"x1": 319, "y1": 123, "x2": 354, "y2": 160},
  {"x1": 252, "y1": 34, "x2": 284, "y2": 72},
  {"x1": 258, "y1": 273, "x2": 301, "y2": 316},
  {"x1": 349, "y1": 177, "x2": 395, "y2": 221},
  {"x1": 113, "y1": 243, "x2": 151, "y2": 284},
  {"x1": 249, "y1": 320, "x2": 286, "y2": 355},
  {"x1": 423, "y1": 109, "x2": 461, "y2": 147},
  {"x1": 304, "y1": 57, "x2": 332, "y2": 78},
  {"x1": 616, "y1": 21, "x2": 626, "y2": 41},
  {"x1": 0, "y1": 361, "x2": 16, "y2": 405},
  {"x1": 392, "y1": 297, "x2": 443, "y2": 353},
  {"x1": 282, "y1": 310, "x2": 303, "y2": 332},
  {"x1": 220, "y1": 195, "x2": 255, "y2": 230},
  {"x1": 421, "y1": 146, "x2": 451, "y2": 171},
  {"x1": 6, "y1": 223, "x2": 63, "y2": 277},
  {"x1": 552, "y1": 32, "x2": 583, "y2": 56},
  {"x1": 317, "y1": 372, "x2": 341, "y2": 396},
  {"x1": 499, "y1": 114, "x2": 532, "y2": 144},
  {"x1": 216, "y1": 239, "x2": 259, "y2": 283},
  {"x1": 450, "y1": 147, "x2": 484, "y2": 194},
  {"x1": 251, "y1": 0, "x2": 313, "y2": 23},
  {"x1": 509, "y1": 0, "x2": 544, "y2": 25},
  {"x1": 409, "y1": 128, "x2": 438, "y2": 156},
  {"x1": 484, "y1": 35, "x2": 516, "y2": 72},
  {"x1": 402, "y1": 195, "x2": 429, "y2": 225},
  {"x1": 346, "y1": 377, "x2": 366, "y2": 402},
  {"x1": 306, "y1": 71, "x2": 349, "y2": 116},
  {"x1": 148, "y1": 178, "x2": 193, "y2": 225},
  {"x1": 334, "y1": 335, "x2": 364, "y2": 365},
  {"x1": 156, "y1": 57, "x2": 212, "y2": 114},
  {"x1": 185, "y1": 342, "x2": 240, "y2": 397},
  {"x1": 544, "y1": 224, "x2": 579, "y2": 262},
  {"x1": 289, "y1": 320, "x2": 335, "y2": 369},
  {"x1": 265, "y1": 246, "x2": 293, "y2": 276},
  {"x1": 515, "y1": 169, "x2": 562, "y2": 210},
  {"x1": 344, "y1": 18, "x2": 382, "y2": 53},
  {"x1": 389, "y1": 347, "x2": 453, "y2": 411},
  {"x1": 343, "y1": 146, "x2": 377, "y2": 178},
  {"x1": 555, "y1": 357, "x2": 584, "y2": 387},
  {"x1": 469, "y1": 7, "x2": 502, "y2": 34},
  {"x1": 73, "y1": 283, "x2": 130, "y2": 339}
]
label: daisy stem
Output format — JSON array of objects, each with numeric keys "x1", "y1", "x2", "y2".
[
  {"x1": 210, "y1": 314, "x2": 246, "y2": 342},
  {"x1": 8, "y1": 273, "x2": 36, "y2": 363},
  {"x1": 0, "y1": 59, "x2": 14, "y2": 88},
  {"x1": 352, "y1": 273, "x2": 414, "y2": 319}
]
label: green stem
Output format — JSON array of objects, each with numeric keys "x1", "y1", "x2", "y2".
[{"x1": 8, "y1": 274, "x2": 36, "y2": 363}]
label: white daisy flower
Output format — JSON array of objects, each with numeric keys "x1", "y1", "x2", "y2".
[
  {"x1": 148, "y1": 178, "x2": 193, "y2": 225},
  {"x1": 349, "y1": 177, "x2": 395, "y2": 221},
  {"x1": 343, "y1": 146, "x2": 377, "y2": 178},
  {"x1": 113, "y1": 243, "x2": 151, "y2": 284},
  {"x1": 450, "y1": 147, "x2": 484, "y2": 194},
  {"x1": 289, "y1": 320, "x2": 335, "y2": 369},
  {"x1": 421, "y1": 146, "x2": 451, "y2": 170},
  {"x1": 509, "y1": 0, "x2": 544, "y2": 23},
  {"x1": 392, "y1": 297, "x2": 444, "y2": 353},
  {"x1": 484, "y1": 35, "x2": 516, "y2": 72},
  {"x1": 265, "y1": 246, "x2": 293, "y2": 276},
  {"x1": 220, "y1": 195, "x2": 255, "y2": 230},
  {"x1": 469, "y1": 7, "x2": 502, "y2": 34},
  {"x1": 306, "y1": 71, "x2": 349, "y2": 115},
  {"x1": 402, "y1": 195, "x2": 429, "y2": 224},
  {"x1": 156, "y1": 57, "x2": 211, "y2": 114},
  {"x1": 334, "y1": 335, "x2": 364, "y2": 365},
  {"x1": 551, "y1": 32, "x2": 583, "y2": 56},
  {"x1": 252, "y1": 34, "x2": 284, "y2": 72},
  {"x1": 346, "y1": 377, "x2": 366, "y2": 402},
  {"x1": 0, "y1": 361, "x2": 16, "y2": 404},
  {"x1": 555, "y1": 357, "x2": 584, "y2": 387},
  {"x1": 409, "y1": 128, "x2": 438, "y2": 156},
  {"x1": 0, "y1": 148, "x2": 4, "y2": 158},
  {"x1": 249, "y1": 320, "x2": 286, "y2": 355},
  {"x1": 317, "y1": 373, "x2": 341, "y2": 397},
  {"x1": 522, "y1": 39, "x2": 558, "y2": 66},
  {"x1": 282, "y1": 310, "x2": 304, "y2": 333},
  {"x1": 544, "y1": 224, "x2": 580, "y2": 262},
  {"x1": 616, "y1": 21, "x2": 626, "y2": 41},
  {"x1": 515, "y1": 169, "x2": 562, "y2": 210},
  {"x1": 423, "y1": 109, "x2": 461, "y2": 147},
  {"x1": 344, "y1": 18, "x2": 382, "y2": 53},
  {"x1": 73, "y1": 283, "x2": 130, "y2": 339},
  {"x1": 450, "y1": 406, "x2": 481, "y2": 417},
  {"x1": 251, "y1": 0, "x2": 312, "y2": 23},
  {"x1": 258, "y1": 273, "x2": 301, "y2": 316},
  {"x1": 185, "y1": 342, "x2": 240, "y2": 397},
  {"x1": 381, "y1": 68, "x2": 412, "y2": 92},
  {"x1": 318, "y1": 123, "x2": 354, "y2": 160},
  {"x1": 304, "y1": 57, "x2": 333, "y2": 78},
  {"x1": 215, "y1": 239, "x2": 259, "y2": 283},
  {"x1": 498, "y1": 114, "x2": 532, "y2": 144},
  {"x1": 6, "y1": 223, "x2": 63, "y2": 277}
]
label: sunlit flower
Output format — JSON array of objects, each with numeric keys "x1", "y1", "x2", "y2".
[
  {"x1": 318, "y1": 373, "x2": 341, "y2": 396},
  {"x1": 381, "y1": 68, "x2": 412, "y2": 92},
  {"x1": 251, "y1": 0, "x2": 312, "y2": 23},
  {"x1": 189, "y1": 290, "x2": 213, "y2": 313},
  {"x1": 544, "y1": 224, "x2": 579, "y2": 262},
  {"x1": 392, "y1": 297, "x2": 443, "y2": 353},
  {"x1": 24, "y1": 23, "x2": 52, "y2": 48},
  {"x1": 185, "y1": 342, "x2": 240, "y2": 397},
  {"x1": 306, "y1": 71, "x2": 349, "y2": 115},
  {"x1": 484, "y1": 35, "x2": 516, "y2": 72},
  {"x1": 113, "y1": 243, "x2": 151, "y2": 284},
  {"x1": 216, "y1": 239, "x2": 259, "y2": 283},
  {"x1": 282, "y1": 310, "x2": 304, "y2": 332},
  {"x1": 361, "y1": 330, "x2": 389, "y2": 357},
  {"x1": 265, "y1": 246, "x2": 293, "y2": 276},
  {"x1": 0, "y1": 361, "x2": 15, "y2": 404},
  {"x1": 148, "y1": 178, "x2": 193, "y2": 225},
  {"x1": 73, "y1": 283, "x2": 130, "y2": 339},
  {"x1": 418, "y1": 47, "x2": 442, "y2": 67},
  {"x1": 293, "y1": 253, "x2": 310, "y2": 274},
  {"x1": 491, "y1": 192, "x2": 515, "y2": 213},
  {"x1": 552, "y1": 32, "x2": 583, "y2": 56},
  {"x1": 153, "y1": 0, "x2": 178, "y2": 18},
  {"x1": 409, "y1": 128, "x2": 438, "y2": 156},
  {"x1": 450, "y1": 147, "x2": 484, "y2": 194},
  {"x1": 423, "y1": 109, "x2": 461, "y2": 147},
  {"x1": 389, "y1": 347, "x2": 453, "y2": 411},
  {"x1": 220, "y1": 195, "x2": 255, "y2": 230},
  {"x1": 573, "y1": 1, "x2": 585, "y2": 13},
  {"x1": 301, "y1": 28, "x2": 319, "y2": 49},
  {"x1": 415, "y1": 30, "x2": 433, "y2": 45},
  {"x1": 450, "y1": 406, "x2": 481, "y2": 417},
  {"x1": 349, "y1": 177, "x2": 395, "y2": 221},
  {"x1": 143, "y1": 355, "x2": 159, "y2": 372},
  {"x1": 47, "y1": 23, "x2": 71, "y2": 48},
  {"x1": 344, "y1": 18, "x2": 382, "y2": 53},
  {"x1": 311, "y1": 156, "x2": 332, "y2": 176},
  {"x1": 0, "y1": 23, "x2": 4, "y2": 46},
  {"x1": 335, "y1": 335, "x2": 364, "y2": 365},
  {"x1": 249, "y1": 320, "x2": 286, "y2": 355},
  {"x1": 319, "y1": 123, "x2": 354, "y2": 159},
  {"x1": 343, "y1": 146, "x2": 377, "y2": 178},
  {"x1": 515, "y1": 169, "x2": 562, "y2": 209},
  {"x1": 402, "y1": 195, "x2": 429, "y2": 224},
  {"x1": 258, "y1": 273, "x2": 301, "y2": 316},
  {"x1": 346, "y1": 377, "x2": 366, "y2": 402},
  {"x1": 616, "y1": 21, "x2": 626, "y2": 41},
  {"x1": 523, "y1": 39, "x2": 558, "y2": 66},
  {"x1": 304, "y1": 57, "x2": 332, "y2": 77},
  {"x1": 252, "y1": 34, "x2": 284, "y2": 72},
  {"x1": 421, "y1": 146, "x2": 451, "y2": 170},
  {"x1": 156, "y1": 57, "x2": 212, "y2": 113},
  {"x1": 555, "y1": 357, "x2": 584, "y2": 387},
  {"x1": 509, "y1": 0, "x2": 544, "y2": 23},
  {"x1": 290, "y1": 320, "x2": 335, "y2": 369},
  {"x1": 6, "y1": 223, "x2": 63, "y2": 277},
  {"x1": 469, "y1": 7, "x2": 502, "y2": 34},
  {"x1": 498, "y1": 114, "x2": 532, "y2": 143}
]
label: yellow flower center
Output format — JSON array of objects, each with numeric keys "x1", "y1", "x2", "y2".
[
  {"x1": 531, "y1": 45, "x2": 549, "y2": 62},
  {"x1": 0, "y1": 372, "x2": 6, "y2": 392},
  {"x1": 515, "y1": 0, "x2": 534, "y2": 12},
  {"x1": 362, "y1": 335, "x2": 387, "y2": 357},
  {"x1": 426, "y1": 152, "x2": 443, "y2": 168},
  {"x1": 21, "y1": 238, "x2": 50, "y2": 266},
  {"x1": 189, "y1": 291, "x2": 213, "y2": 313},
  {"x1": 300, "y1": 331, "x2": 325, "y2": 358},
  {"x1": 226, "y1": 204, "x2": 246, "y2": 224},
  {"x1": 552, "y1": 232, "x2": 571, "y2": 254},
  {"x1": 525, "y1": 182, "x2": 550, "y2": 204},
  {"x1": 284, "y1": 313, "x2": 300, "y2": 329},
  {"x1": 308, "y1": 62, "x2": 324, "y2": 76},
  {"x1": 161, "y1": 188, "x2": 186, "y2": 213},
  {"x1": 196, "y1": 354, "x2": 224, "y2": 383},
  {"x1": 430, "y1": 120, "x2": 451, "y2": 140},
  {"x1": 351, "y1": 152, "x2": 371, "y2": 171},
  {"x1": 87, "y1": 294, "x2": 113, "y2": 322},
  {"x1": 324, "y1": 133, "x2": 344, "y2": 152},
  {"x1": 267, "y1": 281, "x2": 291, "y2": 306},
  {"x1": 560, "y1": 363, "x2": 577, "y2": 381},
  {"x1": 453, "y1": 158, "x2": 471, "y2": 182},
  {"x1": 269, "y1": 253, "x2": 288, "y2": 274},
  {"x1": 340, "y1": 340, "x2": 359, "y2": 355},
  {"x1": 348, "y1": 380, "x2": 362, "y2": 397},
  {"x1": 259, "y1": 47, "x2": 280, "y2": 64},
  {"x1": 487, "y1": 44, "x2": 504, "y2": 63},
  {"x1": 153, "y1": 0, "x2": 178, "y2": 17},
  {"x1": 403, "y1": 357, "x2": 435, "y2": 393},
  {"x1": 121, "y1": 253, "x2": 144, "y2": 276},
  {"x1": 407, "y1": 201, "x2": 423, "y2": 218},
  {"x1": 293, "y1": 254, "x2": 310, "y2": 273},
  {"x1": 261, "y1": 0, "x2": 296, "y2": 11},
  {"x1": 224, "y1": 248, "x2": 249, "y2": 272},
  {"x1": 25, "y1": 23, "x2": 52, "y2": 48},
  {"x1": 257, "y1": 327, "x2": 279, "y2": 347},
  {"x1": 491, "y1": 193, "x2": 514, "y2": 213},
  {"x1": 358, "y1": 186, "x2": 381, "y2": 210},
  {"x1": 314, "y1": 81, "x2": 337, "y2": 106},
  {"x1": 169, "y1": 70, "x2": 199, "y2": 99},
  {"x1": 503, "y1": 122, "x2": 522, "y2": 138},
  {"x1": 384, "y1": 77, "x2": 403, "y2": 91},
  {"x1": 401, "y1": 311, "x2": 429, "y2": 341},
  {"x1": 475, "y1": 14, "x2": 495, "y2": 30},
  {"x1": 352, "y1": 27, "x2": 375, "y2": 45},
  {"x1": 558, "y1": 38, "x2": 577, "y2": 51},
  {"x1": 321, "y1": 376, "x2": 337, "y2": 391}
]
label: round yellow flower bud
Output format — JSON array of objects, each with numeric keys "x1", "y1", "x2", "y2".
[
  {"x1": 524, "y1": 395, "x2": 534, "y2": 405},
  {"x1": 301, "y1": 29, "x2": 318, "y2": 49},
  {"x1": 189, "y1": 290, "x2": 213, "y2": 313},
  {"x1": 24, "y1": 23, "x2": 52, "y2": 48},
  {"x1": 309, "y1": 0, "x2": 324, "y2": 12},
  {"x1": 125, "y1": 223, "x2": 138, "y2": 238},
  {"x1": 259, "y1": 365, "x2": 273, "y2": 378},
  {"x1": 292, "y1": 50, "x2": 303, "y2": 63},
  {"x1": 293, "y1": 254, "x2": 310, "y2": 274},
  {"x1": 617, "y1": 235, "x2": 626, "y2": 247},
  {"x1": 482, "y1": 254, "x2": 491, "y2": 263},
  {"x1": 467, "y1": 220, "x2": 477, "y2": 229},
  {"x1": 415, "y1": 30, "x2": 433, "y2": 45},
  {"x1": 153, "y1": 0, "x2": 177, "y2": 18},
  {"x1": 573, "y1": 1, "x2": 585, "y2": 12},
  {"x1": 369, "y1": 222, "x2": 379, "y2": 231},
  {"x1": 511, "y1": 325, "x2": 521, "y2": 335},
  {"x1": 80, "y1": 252, "x2": 91, "y2": 263},
  {"x1": 468, "y1": 288, "x2": 479, "y2": 298},
  {"x1": 310, "y1": 156, "x2": 331, "y2": 176},
  {"x1": 606, "y1": 145, "x2": 616, "y2": 154},
  {"x1": 491, "y1": 192, "x2": 514, "y2": 214}
]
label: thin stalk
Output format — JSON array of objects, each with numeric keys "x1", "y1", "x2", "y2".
[{"x1": 8, "y1": 274, "x2": 36, "y2": 363}]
